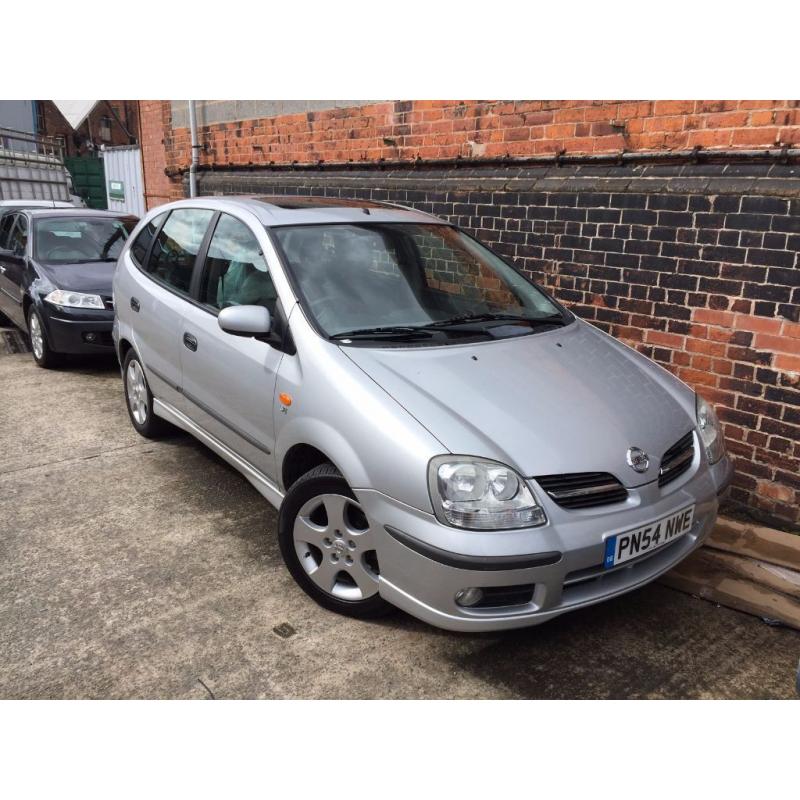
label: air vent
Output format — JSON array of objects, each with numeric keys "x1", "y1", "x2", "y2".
[
  {"x1": 535, "y1": 472, "x2": 628, "y2": 510},
  {"x1": 659, "y1": 431, "x2": 695, "y2": 488}
]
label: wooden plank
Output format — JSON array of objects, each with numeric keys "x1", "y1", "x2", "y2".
[
  {"x1": 662, "y1": 548, "x2": 800, "y2": 630},
  {"x1": 707, "y1": 517, "x2": 800, "y2": 571}
]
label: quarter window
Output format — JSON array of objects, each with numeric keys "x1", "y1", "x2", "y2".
[
  {"x1": 200, "y1": 214, "x2": 276, "y2": 312},
  {"x1": 131, "y1": 211, "x2": 167, "y2": 266},
  {"x1": 145, "y1": 208, "x2": 213, "y2": 293}
]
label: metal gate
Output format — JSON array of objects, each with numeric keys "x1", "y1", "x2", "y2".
[{"x1": 102, "y1": 145, "x2": 145, "y2": 218}]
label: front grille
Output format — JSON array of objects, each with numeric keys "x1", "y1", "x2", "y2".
[
  {"x1": 103, "y1": 297, "x2": 115, "y2": 310},
  {"x1": 659, "y1": 431, "x2": 694, "y2": 487},
  {"x1": 535, "y1": 472, "x2": 628, "y2": 510}
]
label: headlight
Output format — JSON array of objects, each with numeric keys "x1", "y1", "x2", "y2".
[
  {"x1": 696, "y1": 394, "x2": 726, "y2": 465},
  {"x1": 44, "y1": 289, "x2": 105, "y2": 309},
  {"x1": 428, "y1": 456, "x2": 546, "y2": 530}
]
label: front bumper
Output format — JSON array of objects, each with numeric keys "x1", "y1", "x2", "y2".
[
  {"x1": 357, "y1": 450, "x2": 733, "y2": 632},
  {"x1": 40, "y1": 305, "x2": 115, "y2": 354}
]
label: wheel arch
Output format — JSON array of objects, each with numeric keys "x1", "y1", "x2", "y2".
[
  {"x1": 282, "y1": 444, "x2": 339, "y2": 491},
  {"x1": 117, "y1": 336, "x2": 134, "y2": 365},
  {"x1": 277, "y1": 419, "x2": 369, "y2": 494}
]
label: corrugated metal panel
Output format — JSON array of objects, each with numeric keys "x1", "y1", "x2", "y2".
[
  {"x1": 0, "y1": 162, "x2": 71, "y2": 201},
  {"x1": 0, "y1": 126, "x2": 72, "y2": 201},
  {"x1": 102, "y1": 145, "x2": 145, "y2": 218}
]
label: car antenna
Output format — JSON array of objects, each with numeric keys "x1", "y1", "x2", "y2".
[{"x1": 362, "y1": 207, "x2": 371, "y2": 215}]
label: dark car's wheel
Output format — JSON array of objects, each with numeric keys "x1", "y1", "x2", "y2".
[
  {"x1": 122, "y1": 349, "x2": 171, "y2": 438},
  {"x1": 278, "y1": 463, "x2": 394, "y2": 619},
  {"x1": 27, "y1": 307, "x2": 62, "y2": 369}
]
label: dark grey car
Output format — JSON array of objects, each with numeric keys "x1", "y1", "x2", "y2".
[{"x1": 0, "y1": 208, "x2": 137, "y2": 367}]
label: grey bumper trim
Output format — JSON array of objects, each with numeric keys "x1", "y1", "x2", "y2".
[{"x1": 384, "y1": 525, "x2": 562, "y2": 571}]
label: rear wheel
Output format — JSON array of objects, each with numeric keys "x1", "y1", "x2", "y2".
[
  {"x1": 278, "y1": 463, "x2": 394, "y2": 619},
  {"x1": 28, "y1": 308, "x2": 62, "y2": 369},
  {"x1": 123, "y1": 349, "x2": 171, "y2": 438}
]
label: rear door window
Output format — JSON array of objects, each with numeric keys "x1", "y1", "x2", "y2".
[
  {"x1": 9, "y1": 215, "x2": 28, "y2": 256},
  {"x1": 131, "y1": 211, "x2": 167, "y2": 266},
  {"x1": 199, "y1": 213, "x2": 276, "y2": 312},
  {"x1": 145, "y1": 208, "x2": 214, "y2": 294}
]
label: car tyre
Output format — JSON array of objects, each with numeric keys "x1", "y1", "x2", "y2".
[
  {"x1": 122, "y1": 349, "x2": 171, "y2": 438},
  {"x1": 27, "y1": 307, "x2": 63, "y2": 369},
  {"x1": 279, "y1": 463, "x2": 395, "y2": 619}
]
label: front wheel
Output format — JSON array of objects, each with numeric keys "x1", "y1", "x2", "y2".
[
  {"x1": 28, "y1": 308, "x2": 62, "y2": 369},
  {"x1": 278, "y1": 464, "x2": 394, "y2": 619}
]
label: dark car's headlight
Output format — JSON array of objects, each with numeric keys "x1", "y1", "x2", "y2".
[
  {"x1": 428, "y1": 456, "x2": 546, "y2": 530},
  {"x1": 696, "y1": 394, "x2": 726, "y2": 465},
  {"x1": 45, "y1": 289, "x2": 105, "y2": 309}
]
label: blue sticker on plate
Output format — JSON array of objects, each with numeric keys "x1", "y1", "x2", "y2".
[{"x1": 604, "y1": 536, "x2": 617, "y2": 568}]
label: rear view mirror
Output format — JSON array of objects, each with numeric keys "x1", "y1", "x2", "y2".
[{"x1": 218, "y1": 305, "x2": 272, "y2": 339}]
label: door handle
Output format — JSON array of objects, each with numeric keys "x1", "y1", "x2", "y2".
[
  {"x1": 183, "y1": 332, "x2": 198, "y2": 352},
  {"x1": 130, "y1": 297, "x2": 140, "y2": 312},
  {"x1": 0, "y1": 265, "x2": 5, "y2": 273}
]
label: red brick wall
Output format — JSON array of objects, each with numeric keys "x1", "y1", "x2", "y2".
[
  {"x1": 37, "y1": 100, "x2": 138, "y2": 158},
  {"x1": 141, "y1": 99, "x2": 800, "y2": 204},
  {"x1": 139, "y1": 101, "x2": 180, "y2": 209},
  {"x1": 139, "y1": 100, "x2": 800, "y2": 530},
  {"x1": 161, "y1": 100, "x2": 800, "y2": 173}
]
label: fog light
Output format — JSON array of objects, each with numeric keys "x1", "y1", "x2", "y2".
[
  {"x1": 83, "y1": 332, "x2": 97, "y2": 343},
  {"x1": 455, "y1": 587, "x2": 484, "y2": 607}
]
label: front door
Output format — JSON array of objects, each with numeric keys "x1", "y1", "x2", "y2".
[
  {"x1": 180, "y1": 212, "x2": 282, "y2": 479},
  {"x1": 0, "y1": 215, "x2": 29, "y2": 328}
]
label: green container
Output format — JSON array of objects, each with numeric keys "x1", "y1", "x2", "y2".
[{"x1": 64, "y1": 155, "x2": 107, "y2": 209}]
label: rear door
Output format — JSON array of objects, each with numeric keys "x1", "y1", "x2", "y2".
[
  {"x1": 126, "y1": 207, "x2": 214, "y2": 411},
  {"x1": 180, "y1": 211, "x2": 282, "y2": 479}
]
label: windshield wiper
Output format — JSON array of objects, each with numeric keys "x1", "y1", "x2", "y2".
[
  {"x1": 330, "y1": 325, "x2": 435, "y2": 341},
  {"x1": 424, "y1": 312, "x2": 567, "y2": 328}
]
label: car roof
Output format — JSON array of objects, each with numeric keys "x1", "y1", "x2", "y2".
[
  {"x1": 148, "y1": 195, "x2": 448, "y2": 227},
  {"x1": 0, "y1": 199, "x2": 74, "y2": 208},
  {"x1": 24, "y1": 208, "x2": 136, "y2": 220}
]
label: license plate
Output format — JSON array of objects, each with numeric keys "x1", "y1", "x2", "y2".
[{"x1": 603, "y1": 505, "x2": 695, "y2": 569}]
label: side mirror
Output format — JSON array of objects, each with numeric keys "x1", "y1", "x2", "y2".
[{"x1": 218, "y1": 305, "x2": 272, "y2": 339}]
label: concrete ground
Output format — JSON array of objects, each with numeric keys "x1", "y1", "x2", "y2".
[{"x1": 0, "y1": 337, "x2": 798, "y2": 699}]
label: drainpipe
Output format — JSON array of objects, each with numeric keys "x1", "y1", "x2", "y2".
[{"x1": 188, "y1": 100, "x2": 200, "y2": 198}]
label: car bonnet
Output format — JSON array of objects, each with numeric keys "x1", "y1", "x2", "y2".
[{"x1": 340, "y1": 319, "x2": 695, "y2": 487}]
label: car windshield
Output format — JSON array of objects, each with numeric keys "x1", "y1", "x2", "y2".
[
  {"x1": 34, "y1": 217, "x2": 135, "y2": 264},
  {"x1": 272, "y1": 223, "x2": 569, "y2": 344}
]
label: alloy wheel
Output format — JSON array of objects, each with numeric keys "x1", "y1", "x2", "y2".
[
  {"x1": 126, "y1": 360, "x2": 148, "y2": 425},
  {"x1": 293, "y1": 493, "x2": 380, "y2": 601},
  {"x1": 29, "y1": 314, "x2": 44, "y2": 361}
]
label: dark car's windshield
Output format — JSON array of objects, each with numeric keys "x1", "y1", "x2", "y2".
[
  {"x1": 34, "y1": 217, "x2": 136, "y2": 264},
  {"x1": 272, "y1": 223, "x2": 570, "y2": 344}
]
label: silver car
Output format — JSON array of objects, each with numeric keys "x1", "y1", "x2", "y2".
[{"x1": 113, "y1": 196, "x2": 733, "y2": 632}]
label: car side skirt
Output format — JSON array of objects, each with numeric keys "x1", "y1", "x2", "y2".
[{"x1": 152, "y1": 398, "x2": 285, "y2": 510}]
